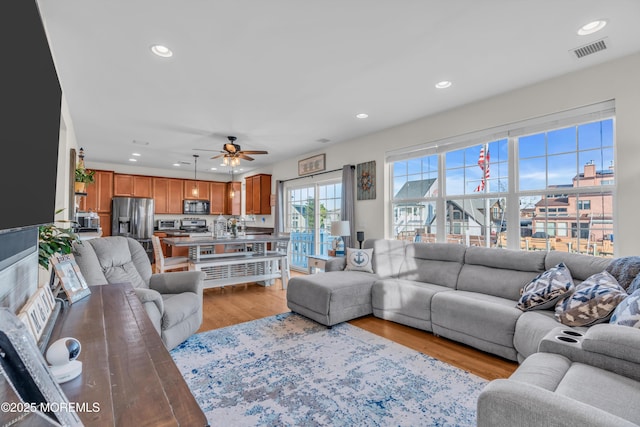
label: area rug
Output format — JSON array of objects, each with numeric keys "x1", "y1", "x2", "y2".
[{"x1": 171, "y1": 312, "x2": 486, "y2": 426}]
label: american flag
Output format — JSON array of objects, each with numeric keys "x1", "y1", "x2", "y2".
[{"x1": 474, "y1": 146, "x2": 490, "y2": 192}]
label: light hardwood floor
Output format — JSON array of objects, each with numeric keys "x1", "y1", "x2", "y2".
[{"x1": 199, "y1": 273, "x2": 518, "y2": 381}]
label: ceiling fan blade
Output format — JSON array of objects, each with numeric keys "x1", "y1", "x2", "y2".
[
  {"x1": 237, "y1": 154, "x2": 255, "y2": 161},
  {"x1": 239, "y1": 150, "x2": 268, "y2": 155},
  {"x1": 210, "y1": 153, "x2": 226, "y2": 159}
]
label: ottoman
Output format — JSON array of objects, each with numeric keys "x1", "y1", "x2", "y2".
[{"x1": 286, "y1": 271, "x2": 377, "y2": 326}]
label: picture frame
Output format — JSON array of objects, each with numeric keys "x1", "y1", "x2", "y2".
[
  {"x1": 0, "y1": 309, "x2": 83, "y2": 426},
  {"x1": 51, "y1": 253, "x2": 91, "y2": 304},
  {"x1": 298, "y1": 153, "x2": 326, "y2": 176},
  {"x1": 357, "y1": 160, "x2": 376, "y2": 200},
  {"x1": 19, "y1": 287, "x2": 54, "y2": 342}
]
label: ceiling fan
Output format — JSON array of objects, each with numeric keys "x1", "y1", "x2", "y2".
[{"x1": 206, "y1": 136, "x2": 268, "y2": 166}]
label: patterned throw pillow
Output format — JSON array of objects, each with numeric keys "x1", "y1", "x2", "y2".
[
  {"x1": 344, "y1": 248, "x2": 374, "y2": 273},
  {"x1": 516, "y1": 263, "x2": 574, "y2": 311},
  {"x1": 555, "y1": 271, "x2": 628, "y2": 327},
  {"x1": 610, "y1": 289, "x2": 639, "y2": 328}
]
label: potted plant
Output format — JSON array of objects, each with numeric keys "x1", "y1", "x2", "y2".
[
  {"x1": 38, "y1": 210, "x2": 80, "y2": 270},
  {"x1": 74, "y1": 168, "x2": 95, "y2": 193}
]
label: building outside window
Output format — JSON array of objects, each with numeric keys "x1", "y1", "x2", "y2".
[{"x1": 389, "y1": 102, "x2": 615, "y2": 257}]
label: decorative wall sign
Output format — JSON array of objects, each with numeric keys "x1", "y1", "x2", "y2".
[
  {"x1": 18, "y1": 286, "x2": 54, "y2": 341},
  {"x1": 51, "y1": 254, "x2": 91, "y2": 304},
  {"x1": 298, "y1": 154, "x2": 326, "y2": 176},
  {"x1": 357, "y1": 160, "x2": 376, "y2": 200}
]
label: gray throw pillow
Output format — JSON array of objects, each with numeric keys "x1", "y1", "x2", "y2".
[
  {"x1": 610, "y1": 289, "x2": 639, "y2": 328},
  {"x1": 344, "y1": 247, "x2": 374, "y2": 273},
  {"x1": 555, "y1": 271, "x2": 627, "y2": 327},
  {"x1": 516, "y1": 263, "x2": 574, "y2": 311},
  {"x1": 605, "y1": 256, "x2": 640, "y2": 291}
]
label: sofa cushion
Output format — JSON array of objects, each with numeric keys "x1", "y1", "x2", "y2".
[
  {"x1": 431, "y1": 290, "x2": 522, "y2": 350},
  {"x1": 397, "y1": 243, "x2": 465, "y2": 289},
  {"x1": 367, "y1": 239, "x2": 407, "y2": 279},
  {"x1": 555, "y1": 271, "x2": 627, "y2": 327},
  {"x1": 372, "y1": 278, "x2": 453, "y2": 331},
  {"x1": 610, "y1": 289, "x2": 640, "y2": 328},
  {"x1": 517, "y1": 262, "x2": 574, "y2": 311},
  {"x1": 345, "y1": 247, "x2": 374, "y2": 273},
  {"x1": 545, "y1": 251, "x2": 611, "y2": 282},
  {"x1": 457, "y1": 247, "x2": 545, "y2": 300}
]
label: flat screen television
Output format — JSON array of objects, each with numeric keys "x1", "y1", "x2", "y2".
[{"x1": 1, "y1": 1, "x2": 61, "y2": 233}]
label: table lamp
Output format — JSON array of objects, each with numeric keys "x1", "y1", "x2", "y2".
[{"x1": 331, "y1": 221, "x2": 350, "y2": 256}]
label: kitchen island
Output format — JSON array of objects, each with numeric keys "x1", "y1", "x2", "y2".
[{"x1": 162, "y1": 234, "x2": 290, "y2": 289}]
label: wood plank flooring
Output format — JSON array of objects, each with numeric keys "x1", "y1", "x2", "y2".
[{"x1": 199, "y1": 274, "x2": 518, "y2": 381}]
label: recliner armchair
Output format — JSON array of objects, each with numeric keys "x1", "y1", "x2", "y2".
[{"x1": 72, "y1": 236, "x2": 204, "y2": 350}]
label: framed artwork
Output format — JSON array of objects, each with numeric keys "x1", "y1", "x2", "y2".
[
  {"x1": 357, "y1": 160, "x2": 376, "y2": 200},
  {"x1": 0, "y1": 309, "x2": 83, "y2": 426},
  {"x1": 298, "y1": 154, "x2": 326, "y2": 176},
  {"x1": 51, "y1": 253, "x2": 91, "y2": 304}
]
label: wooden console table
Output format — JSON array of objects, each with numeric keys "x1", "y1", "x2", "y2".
[{"x1": 49, "y1": 283, "x2": 207, "y2": 427}]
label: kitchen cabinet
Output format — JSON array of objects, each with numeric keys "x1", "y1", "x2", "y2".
[
  {"x1": 98, "y1": 213, "x2": 111, "y2": 237},
  {"x1": 114, "y1": 174, "x2": 153, "y2": 198},
  {"x1": 244, "y1": 174, "x2": 272, "y2": 215},
  {"x1": 79, "y1": 170, "x2": 113, "y2": 213},
  {"x1": 183, "y1": 180, "x2": 210, "y2": 200},
  {"x1": 153, "y1": 178, "x2": 183, "y2": 214},
  {"x1": 209, "y1": 181, "x2": 226, "y2": 215},
  {"x1": 226, "y1": 182, "x2": 241, "y2": 215}
]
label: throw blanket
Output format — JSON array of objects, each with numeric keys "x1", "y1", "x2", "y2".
[{"x1": 606, "y1": 256, "x2": 640, "y2": 292}]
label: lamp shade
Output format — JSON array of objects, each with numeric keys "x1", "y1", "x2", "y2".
[{"x1": 331, "y1": 221, "x2": 350, "y2": 237}]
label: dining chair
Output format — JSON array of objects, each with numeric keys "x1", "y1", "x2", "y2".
[{"x1": 152, "y1": 235, "x2": 190, "y2": 273}]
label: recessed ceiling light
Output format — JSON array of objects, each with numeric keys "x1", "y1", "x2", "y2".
[
  {"x1": 578, "y1": 20, "x2": 607, "y2": 36},
  {"x1": 210, "y1": 167, "x2": 217, "y2": 171},
  {"x1": 435, "y1": 81, "x2": 452, "y2": 89},
  {"x1": 220, "y1": 163, "x2": 226, "y2": 167},
  {"x1": 151, "y1": 45, "x2": 173, "y2": 58},
  {"x1": 128, "y1": 158, "x2": 137, "y2": 162},
  {"x1": 173, "y1": 163, "x2": 180, "y2": 167},
  {"x1": 132, "y1": 152, "x2": 141, "y2": 157},
  {"x1": 356, "y1": 113, "x2": 369, "y2": 119}
]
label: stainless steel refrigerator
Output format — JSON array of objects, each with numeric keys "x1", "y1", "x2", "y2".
[{"x1": 112, "y1": 197, "x2": 155, "y2": 262}]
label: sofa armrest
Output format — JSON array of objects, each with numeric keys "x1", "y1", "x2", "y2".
[
  {"x1": 583, "y1": 324, "x2": 640, "y2": 364},
  {"x1": 149, "y1": 271, "x2": 204, "y2": 296},
  {"x1": 477, "y1": 379, "x2": 638, "y2": 427},
  {"x1": 325, "y1": 257, "x2": 346, "y2": 272},
  {"x1": 133, "y1": 287, "x2": 164, "y2": 315}
]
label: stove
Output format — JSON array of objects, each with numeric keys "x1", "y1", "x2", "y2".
[{"x1": 180, "y1": 218, "x2": 208, "y2": 233}]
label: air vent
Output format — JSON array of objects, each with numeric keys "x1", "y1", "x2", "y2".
[
  {"x1": 179, "y1": 161, "x2": 191, "y2": 165},
  {"x1": 571, "y1": 38, "x2": 608, "y2": 59},
  {"x1": 317, "y1": 138, "x2": 331, "y2": 144}
]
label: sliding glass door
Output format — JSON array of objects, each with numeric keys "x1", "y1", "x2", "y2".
[{"x1": 287, "y1": 180, "x2": 342, "y2": 270}]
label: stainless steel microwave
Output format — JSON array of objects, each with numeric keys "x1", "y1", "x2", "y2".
[{"x1": 183, "y1": 199, "x2": 210, "y2": 214}]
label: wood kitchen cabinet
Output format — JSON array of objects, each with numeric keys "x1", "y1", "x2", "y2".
[
  {"x1": 114, "y1": 174, "x2": 153, "y2": 198},
  {"x1": 244, "y1": 174, "x2": 272, "y2": 215},
  {"x1": 226, "y1": 181, "x2": 241, "y2": 215},
  {"x1": 153, "y1": 178, "x2": 184, "y2": 214},
  {"x1": 183, "y1": 180, "x2": 210, "y2": 200},
  {"x1": 80, "y1": 170, "x2": 113, "y2": 213},
  {"x1": 209, "y1": 181, "x2": 226, "y2": 215}
]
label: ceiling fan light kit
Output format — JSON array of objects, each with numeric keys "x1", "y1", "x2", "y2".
[{"x1": 209, "y1": 136, "x2": 269, "y2": 167}]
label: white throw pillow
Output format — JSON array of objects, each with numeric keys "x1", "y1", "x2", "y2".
[{"x1": 345, "y1": 248, "x2": 374, "y2": 273}]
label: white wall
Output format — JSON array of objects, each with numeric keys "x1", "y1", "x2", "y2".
[{"x1": 249, "y1": 52, "x2": 640, "y2": 256}]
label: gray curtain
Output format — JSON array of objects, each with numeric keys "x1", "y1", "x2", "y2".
[
  {"x1": 341, "y1": 165, "x2": 355, "y2": 248},
  {"x1": 274, "y1": 179, "x2": 285, "y2": 234}
]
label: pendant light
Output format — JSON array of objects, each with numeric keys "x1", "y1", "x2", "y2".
[
  {"x1": 229, "y1": 168, "x2": 235, "y2": 199},
  {"x1": 192, "y1": 154, "x2": 199, "y2": 197}
]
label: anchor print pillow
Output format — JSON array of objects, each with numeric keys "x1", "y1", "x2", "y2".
[{"x1": 345, "y1": 248, "x2": 374, "y2": 273}]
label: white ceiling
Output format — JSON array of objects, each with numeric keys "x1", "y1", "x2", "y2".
[{"x1": 36, "y1": 0, "x2": 640, "y2": 175}]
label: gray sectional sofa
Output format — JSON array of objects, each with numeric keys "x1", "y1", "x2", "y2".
[
  {"x1": 287, "y1": 238, "x2": 611, "y2": 362},
  {"x1": 287, "y1": 238, "x2": 640, "y2": 425}
]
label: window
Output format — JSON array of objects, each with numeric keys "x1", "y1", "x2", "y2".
[
  {"x1": 286, "y1": 180, "x2": 342, "y2": 270},
  {"x1": 387, "y1": 101, "x2": 615, "y2": 257}
]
